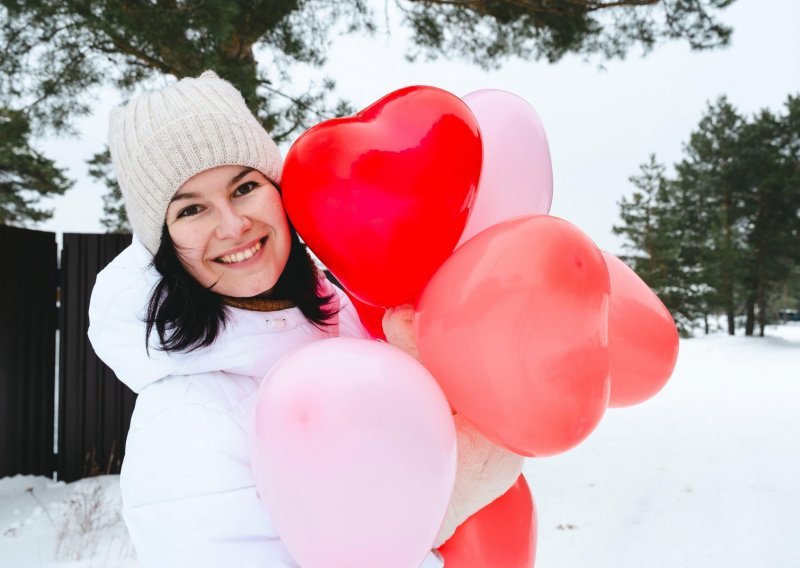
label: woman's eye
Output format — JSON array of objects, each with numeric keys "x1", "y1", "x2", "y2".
[
  {"x1": 177, "y1": 204, "x2": 203, "y2": 218},
  {"x1": 233, "y1": 181, "x2": 259, "y2": 197}
]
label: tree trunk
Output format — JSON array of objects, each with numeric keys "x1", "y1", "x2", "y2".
[
  {"x1": 744, "y1": 296, "x2": 755, "y2": 336},
  {"x1": 726, "y1": 305, "x2": 735, "y2": 335},
  {"x1": 722, "y1": 193, "x2": 735, "y2": 336},
  {"x1": 704, "y1": 313, "x2": 709, "y2": 335},
  {"x1": 723, "y1": 268, "x2": 735, "y2": 335},
  {"x1": 757, "y1": 285, "x2": 768, "y2": 337}
]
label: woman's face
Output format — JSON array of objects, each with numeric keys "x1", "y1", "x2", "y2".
[{"x1": 165, "y1": 165, "x2": 291, "y2": 298}]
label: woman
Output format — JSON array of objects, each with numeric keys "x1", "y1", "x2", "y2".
[{"x1": 88, "y1": 71, "x2": 522, "y2": 567}]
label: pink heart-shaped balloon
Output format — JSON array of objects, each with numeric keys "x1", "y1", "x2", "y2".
[{"x1": 457, "y1": 89, "x2": 553, "y2": 247}]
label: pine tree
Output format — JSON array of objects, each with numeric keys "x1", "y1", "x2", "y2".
[
  {"x1": 0, "y1": 109, "x2": 73, "y2": 224},
  {"x1": 614, "y1": 154, "x2": 710, "y2": 334},
  {"x1": 737, "y1": 98, "x2": 800, "y2": 335},
  {"x1": 614, "y1": 155, "x2": 675, "y2": 285},
  {"x1": 0, "y1": 0, "x2": 737, "y2": 229},
  {"x1": 674, "y1": 97, "x2": 748, "y2": 335},
  {"x1": 87, "y1": 149, "x2": 130, "y2": 234},
  {"x1": 616, "y1": 94, "x2": 800, "y2": 337},
  {"x1": 669, "y1": 159, "x2": 717, "y2": 334}
]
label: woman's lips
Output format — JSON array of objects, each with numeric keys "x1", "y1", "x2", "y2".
[{"x1": 215, "y1": 236, "x2": 267, "y2": 264}]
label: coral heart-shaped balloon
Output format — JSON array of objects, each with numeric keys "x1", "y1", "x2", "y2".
[
  {"x1": 282, "y1": 86, "x2": 482, "y2": 307},
  {"x1": 602, "y1": 252, "x2": 679, "y2": 407},
  {"x1": 416, "y1": 215, "x2": 611, "y2": 457}
]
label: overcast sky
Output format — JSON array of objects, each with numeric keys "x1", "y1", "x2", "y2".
[{"x1": 36, "y1": 0, "x2": 800, "y2": 255}]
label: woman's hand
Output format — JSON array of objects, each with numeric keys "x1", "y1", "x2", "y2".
[{"x1": 382, "y1": 304, "x2": 420, "y2": 360}]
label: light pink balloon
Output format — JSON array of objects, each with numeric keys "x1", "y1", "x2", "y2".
[
  {"x1": 458, "y1": 89, "x2": 553, "y2": 247},
  {"x1": 251, "y1": 338, "x2": 457, "y2": 568}
]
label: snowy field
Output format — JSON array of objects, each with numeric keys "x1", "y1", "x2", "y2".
[
  {"x1": 2, "y1": 325, "x2": 798, "y2": 567},
  {"x1": 528, "y1": 324, "x2": 800, "y2": 568}
]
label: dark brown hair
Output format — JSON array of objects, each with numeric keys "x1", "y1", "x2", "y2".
[{"x1": 145, "y1": 220, "x2": 338, "y2": 354}]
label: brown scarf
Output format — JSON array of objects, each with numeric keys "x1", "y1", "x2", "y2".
[{"x1": 221, "y1": 296, "x2": 295, "y2": 312}]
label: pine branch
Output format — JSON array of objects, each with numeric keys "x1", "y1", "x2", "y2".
[{"x1": 404, "y1": 0, "x2": 660, "y2": 15}]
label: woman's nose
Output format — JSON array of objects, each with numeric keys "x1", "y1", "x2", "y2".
[{"x1": 214, "y1": 204, "x2": 252, "y2": 240}]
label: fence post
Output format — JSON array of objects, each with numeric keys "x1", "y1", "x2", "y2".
[{"x1": 0, "y1": 225, "x2": 57, "y2": 478}]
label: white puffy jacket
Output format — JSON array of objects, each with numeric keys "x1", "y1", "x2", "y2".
[{"x1": 87, "y1": 237, "x2": 445, "y2": 568}]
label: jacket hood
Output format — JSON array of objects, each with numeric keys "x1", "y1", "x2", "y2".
[{"x1": 87, "y1": 237, "x2": 341, "y2": 393}]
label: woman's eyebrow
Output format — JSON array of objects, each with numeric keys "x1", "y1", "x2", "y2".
[
  {"x1": 170, "y1": 192, "x2": 199, "y2": 203},
  {"x1": 170, "y1": 167, "x2": 255, "y2": 202},
  {"x1": 228, "y1": 167, "x2": 255, "y2": 187}
]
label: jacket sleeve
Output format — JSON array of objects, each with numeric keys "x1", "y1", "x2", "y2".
[
  {"x1": 121, "y1": 400, "x2": 446, "y2": 568},
  {"x1": 381, "y1": 306, "x2": 525, "y2": 548},
  {"x1": 121, "y1": 401, "x2": 301, "y2": 568},
  {"x1": 433, "y1": 414, "x2": 524, "y2": 547}
]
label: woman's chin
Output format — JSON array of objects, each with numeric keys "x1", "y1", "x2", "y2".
[
  {"x1": 203, "y1": 256, "x2": 287, "y2": 299},
  {"x1": 229, "y1": 278, "x2": 278, "y2": 299}
]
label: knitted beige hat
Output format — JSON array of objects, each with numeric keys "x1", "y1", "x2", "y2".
[{"x1": 108, "y1": 70, "x2": 282, "y2": 254}]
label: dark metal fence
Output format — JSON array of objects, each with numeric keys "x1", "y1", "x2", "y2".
[
  {"x1": 58, "y1": 232, "x2": 135, "y2": 482},
  {"x1": 0, "y1": 225, "x2": 135, "y2": 481},
  {"x1": 0, "y1": 225, "x2": 58, "y2": 478}
]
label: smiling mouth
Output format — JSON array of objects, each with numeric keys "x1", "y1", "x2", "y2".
[{"x1": 215, "y1": 237, "x2": 267, "y2": 264}]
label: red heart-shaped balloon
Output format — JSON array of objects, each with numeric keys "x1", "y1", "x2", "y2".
[
  {"x1": 438, "y1": 475, "x2": 537, "y2": 568},
  {"x1": 282, "y1": 86, "x2": 482, "y2": 307}
]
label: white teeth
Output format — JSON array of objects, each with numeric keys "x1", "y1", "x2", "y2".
[{"x1": 219, "y1": 239, "x2": 262, "y2": 264}]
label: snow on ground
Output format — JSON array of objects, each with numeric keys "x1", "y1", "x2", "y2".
[
  {"x1": 1, "y1": 325, "x2": 798, "y2": 567},
  {"x1": 0, "y1": 475, "x2": 136, "y2": 567},
  {"x1": 526, "y1": 323, "x2": 800, "y2": 568}
]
